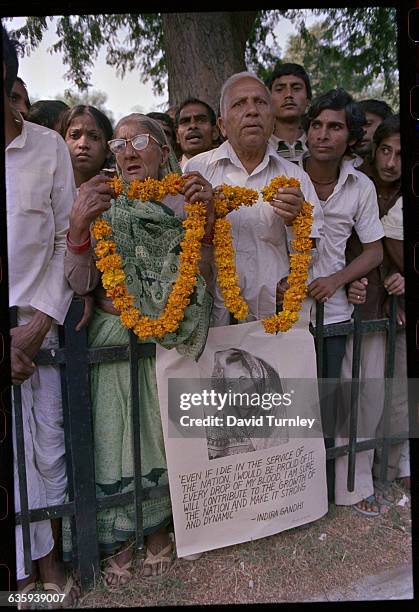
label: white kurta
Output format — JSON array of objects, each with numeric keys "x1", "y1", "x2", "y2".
[
  {"x1": 6, "y1": 119, "x2": 76, "y2": 324},
  {"x1": 6, "y1": 119, "x2": 76, "y2": 579},
  {"x1": 185, "y1": 141, "x2": 324, "y2": 326}
]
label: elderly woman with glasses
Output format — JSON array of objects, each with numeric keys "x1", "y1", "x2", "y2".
[{"x1": 63, "y1": 114, "x2": 215, "y2": 582}]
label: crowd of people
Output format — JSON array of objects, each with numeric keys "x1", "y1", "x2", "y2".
[{"x1": 3, "y1": 22, "x2": 409, "y2": 607}]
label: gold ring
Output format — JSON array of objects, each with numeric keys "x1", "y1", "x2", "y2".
[{"x1": 200, "y1": 184, "x2": 204, "y2": 191}]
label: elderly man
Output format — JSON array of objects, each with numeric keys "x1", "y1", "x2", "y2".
[{"x1": 184, "y1": 71, "x2": 323, "y2": 326}]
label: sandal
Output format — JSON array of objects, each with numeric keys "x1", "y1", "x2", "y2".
[
  {"x1": 142, "y1": 542, "x2": 174, "y2": 580},
  {"x1": 102, "y1": 557, "x2": 133, "y2": 589},
  {"x1": 352, "y1": 495, "x2": 380, "y2": 517},
  {"x1": 17, "y1": 582, "x2": 36, "y2": 611},
  {"x1": 43, "y1": 574, "x2": 79, "y2": 608},
  {"x1": 374, "y1": 483, "x2": 397, "y2": 506}
]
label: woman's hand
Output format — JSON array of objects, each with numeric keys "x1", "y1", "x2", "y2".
[
  {"x1": 69, "y1": 175, "x2": 114, "y2": 244},
  {"x1": 182, "y1": 171, "x2": 214, "y2": 234}
]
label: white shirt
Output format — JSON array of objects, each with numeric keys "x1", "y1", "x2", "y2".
[
  {"x1": 304, "y1": 159, "x2": 385, "y2": 325},
  {"x1": 185, "y1": 140, "x2": 323, "y2": 326},
  {"x1": 6, "y1": 119, "x2": 76, "y2": 324},
  {"x1": 381, "y1": 196, "x2": 403, "y2": 240},
  {"x1": 179, "y1": 154, "x2": 190, "y2": 171}
]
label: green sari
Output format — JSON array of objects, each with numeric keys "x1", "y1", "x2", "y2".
[{"x1": 63, "y1": 189, "x2": 212, "y2": 558}]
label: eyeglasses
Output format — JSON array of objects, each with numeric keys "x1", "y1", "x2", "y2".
[{"x1": 108, "y1": 133, "x2": 160, "y2": 154}]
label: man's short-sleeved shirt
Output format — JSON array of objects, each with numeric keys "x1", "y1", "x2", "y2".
[
  {"x1": 304, "y1": 158, "x2": 385, "y2": 325},
  {"x1": 185, "y1": 140, "x2": 324, "y2": 326},
  {"x1": 6, "y1": 119, "x2": 76, "y2": 324}
]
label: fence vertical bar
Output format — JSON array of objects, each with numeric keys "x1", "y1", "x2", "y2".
[
  {"x1": 379, "y1": 295, "x2": 397, "y2": 485},
  {"x1": 10, "y1": 306, "x2": 32, "y2": 577},
  {"x1": 129, "y1": 331, "x2": 144, "y2": 552},
  {"x1": 63, "y1": 300, "x2": 99, "y2": 591},
  {"x1": 347, "y1": 305, "x2": 362, "y2": 491},
  {"x1": 315, "y1": 302, "x2": 324, "y2": 380}
]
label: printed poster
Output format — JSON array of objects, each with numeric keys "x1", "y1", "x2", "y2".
[{"x1": 156, "y1": 300, "x2": 328, "y2": 557}]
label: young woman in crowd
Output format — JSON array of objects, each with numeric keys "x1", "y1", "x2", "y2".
[
  {"x1": 63, "y1": 114, "x2": 215, "y2": 583},
  {"x1": 62, "y1": 104, "x2": 114, "y2": 188}
]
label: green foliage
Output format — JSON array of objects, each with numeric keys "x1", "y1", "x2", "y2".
[
  {"x1": 5, "y1": 8, "x2": 399, "y2": 108},
  {"x1": 282, "y1": 7, "x2": 398, "y2": 108},
  {"x1": 8, "y1": 14, "x2": 166, "y2": 94}
]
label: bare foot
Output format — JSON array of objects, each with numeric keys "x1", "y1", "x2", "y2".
[
  {"x1": 102, "y1": 540, "x2": 134, "y2": 588},
  {"x1": 353, "y1": 495, "x2": 380, "y2": 516},
  {"x1": 38, "y1": 547, "x2": 80, "y2": 608},
  {"x1": 142, "y1": 528, "x2": 173, "y2": 578}
]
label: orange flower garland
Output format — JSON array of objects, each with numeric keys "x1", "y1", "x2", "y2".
[
  {"x1": 261, "y1": 177, "x2": 314, "y2": 333},
  {"x1": 91, "y1": 177, "x2": 206, "y2": 339},
  {"x1": 92, "y1": 173, "x2": 313, "y2": 338}
]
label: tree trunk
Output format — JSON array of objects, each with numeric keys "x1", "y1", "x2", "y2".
[{"x1": 162, "y1": 11, "x2": 258, "y2": 113}]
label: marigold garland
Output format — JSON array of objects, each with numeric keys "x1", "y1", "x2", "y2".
[
  {"x1": 91, "y1": 172, "x2": 313, "y2": 338},
  {"x1": 261, "y1": 178, "x2": 314, "y2": 333},
  {"x1": 91, "y1": 180, "x2": 206, "y2": 340}
]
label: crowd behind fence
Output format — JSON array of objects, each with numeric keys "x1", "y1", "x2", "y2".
[{"x1": 12, "y1": 297, "x2": 408, "y2": 591}]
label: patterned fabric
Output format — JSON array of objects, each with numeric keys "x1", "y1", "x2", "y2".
[
  {"x1": 63, "y1": 309, "x2": 172, "y2": 558},
  {"x1": 269, "y1": 133, "x2": 308, "y2": 163},
  {"x1": 102, "y1": 194, "x2": 212, "y2": 361}
]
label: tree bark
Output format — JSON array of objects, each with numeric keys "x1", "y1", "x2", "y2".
[{"x1": 162, "y1": 12, "x2": 258, "y2": 113}]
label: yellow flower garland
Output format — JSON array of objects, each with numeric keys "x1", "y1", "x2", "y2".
[
  {"x1": 92, "y1": 175, "x2": 206, "y2": 339},
  {"x1": 92, "y1": 173, "x2": 313, "y2": 339},
  {"x1": 261, "y1": 177, "x2": 313, "y2": 333}
]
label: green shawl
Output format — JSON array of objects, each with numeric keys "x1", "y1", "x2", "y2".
[{"x1": 102, "y1": 193, "x2": 212, "y2": 361}]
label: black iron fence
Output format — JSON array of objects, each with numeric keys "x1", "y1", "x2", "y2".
[{"x1": 12, "y1": 297, "x2": 408, "y2": 592}]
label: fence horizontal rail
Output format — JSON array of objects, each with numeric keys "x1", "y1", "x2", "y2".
[{"x1": 13, "y1": 297, "x2": 408, "y2": 591}]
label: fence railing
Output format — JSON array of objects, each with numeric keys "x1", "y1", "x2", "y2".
[{"x1": 12, "y1": 297, "x2": 408, "y2": 591}]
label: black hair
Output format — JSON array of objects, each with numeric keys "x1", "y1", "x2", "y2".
[
  {"x1": 146, "y1": 111, "x2": 176, "y2": 140},
  {"x1": 372, "y1": 114, "x2": 400, "y2": 148},
  {"x1": 175, "y1": 97, "x2": 216, "y2": 127},
  {"x1": 303, "y1": 88, "x2": 366, "y2": 147},
  {"x1": 15, "y1": 75, "x2": 26, "y2": 88},
  {"x1": 61, "y1": 104, "x2": 113, "y2": 142},
  {"x1": 265, "y1": 62, "x2": 312, "y2": 100},
  {"x1": 358, "y1": 99, "x2": 394, "y2": 121},
  {"x1": 27, "y1": 100, "x2": 69, "y2": 130},
  {"x1": 1, "y1": 24, "x2": 20, "y2": 96}
]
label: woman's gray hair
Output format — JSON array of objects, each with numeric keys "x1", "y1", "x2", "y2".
[
  {"x1": 114, "y1": 113, "x2": 181, "y2": 178},
  {"x1": 115, "y1": 113, "x2": 167, "y2": 146},
  {"x1": 219, "y1": 71, "x2": 270, "y2": 118}
]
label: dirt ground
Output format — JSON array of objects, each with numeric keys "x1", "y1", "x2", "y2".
[{"x1": 77, "y1": 486, "x2": 412, "y2": 607}]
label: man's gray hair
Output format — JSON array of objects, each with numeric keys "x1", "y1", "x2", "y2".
[{"x1": 219, "y1": 71, "x2": 270, "y2": 118}]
